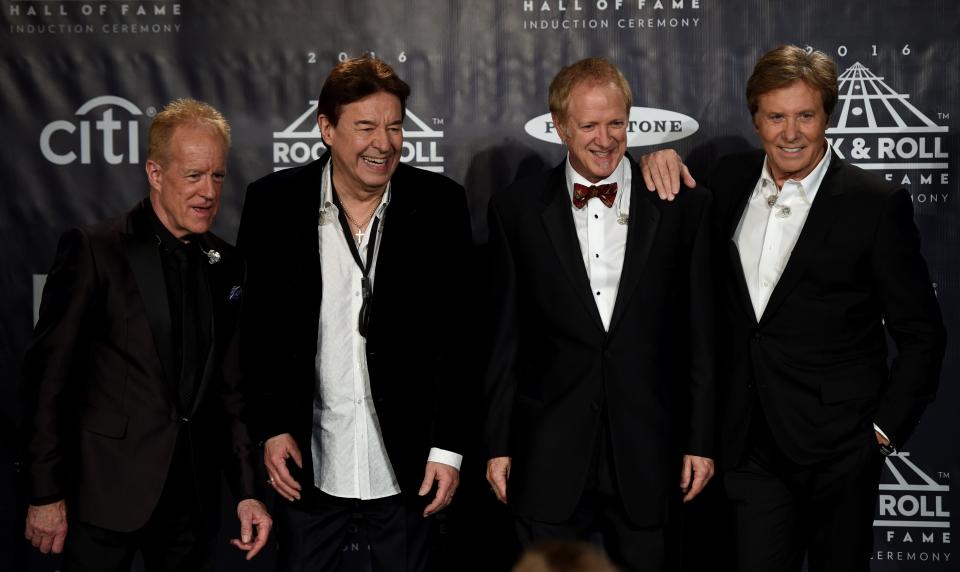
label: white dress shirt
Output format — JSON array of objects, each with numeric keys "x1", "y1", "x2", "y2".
[
  {"x1": 312, "y1": 163, "x2": 461, "y2": 500},
  {"x1": 734, "y1": 146, "x2": 832, "y2": 321},
  {"x1": 566, "y1": 156, "x2": 631, "y2": 331}
]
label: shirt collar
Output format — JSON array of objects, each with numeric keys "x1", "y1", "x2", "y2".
[
  {"x1": 757, "y1": 142, "x2": 832, "y2": 205},
  {"x1": 321, "y1": 160, "x2": 392, "y2": 219},
  {"x1": 147, "y1": 200, "x2": 191, "y2": 252}
]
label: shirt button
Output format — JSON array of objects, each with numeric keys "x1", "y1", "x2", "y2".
[
  {"x1": 595, "y1": 291, "x2": 601, "y2": 296},
  {"x1": 594, "y1": 214, "x2": 599, "y2": 219},
  {"x1": 761, "y1": 280, "x2": 769, "y2": 288},
  {"x1": 595, "y1": 253, "x2": 599, "y2": 258}
]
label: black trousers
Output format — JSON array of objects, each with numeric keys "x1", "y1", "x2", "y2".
[
  {"x1": 514, "y1": 421, "x2": 678, "y2": 572},
  {"x1": 724, "y1": 412, "x2": 885, "y2": 572},
  {"x1": 63, "y1": 448, "x2": 213, "y2": 572},
  {"x1": 276, "y1": 488, "x2": 434, "y2": 572}
]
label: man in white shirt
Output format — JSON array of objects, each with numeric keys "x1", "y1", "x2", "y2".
[
  {"x1": 484, "y1": 57, "x2": 716, "y2": 571},
  {"x1": 238, "y1": 57, "x2": 472, "y2": 571},
  {"x1": 641, "y1": 45, "x2": 946, "y2": 572}
]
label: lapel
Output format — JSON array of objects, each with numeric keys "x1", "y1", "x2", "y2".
[
  {"x1": 759, "y1": 156, "x2": 845, "y2": 324},
  {"x1": 608, "y1": 157, "x2": 661, "y2": 336},
  {"x1": 726, "y1": 153, "x2": 764, "y2": 326},
  {"x1": 538, "y1": 162, "x2": 605, "y2": 332},
  {"x1": 370, "y1": 162, "x2": 419, "y2": 313},
  {"x1": 293, "y1": 156, "x2": 328, "y2": 321},
  {"x1": 122, "y1": 200, "x2": 178, "y2": 398}
]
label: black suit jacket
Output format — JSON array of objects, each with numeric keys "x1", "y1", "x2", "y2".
[
  {"x1": 237, "y1": 153, "x2": 471, "y2": 503},
  {"x1": 709, "y1": 151, "x2": 946, "y2": 469},
  {"x1": 21, "y1": 199, "x2": 256, "y2": 533},
  {"x1": 484, "y1": 156, "x2": 715, "y2": 526}
]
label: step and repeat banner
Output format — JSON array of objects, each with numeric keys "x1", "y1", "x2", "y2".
[{"x1": 2, "y1": 1, "x2": 957, "y2": 570}]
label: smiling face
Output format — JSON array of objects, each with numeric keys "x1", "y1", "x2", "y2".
[
  {"x1": 146, "y1": 123, "x2": 226, "y2": 240},
  {"x1": 319, "y1": 90, "x2": 403, "y2": 198},
  {"x1": 754, "y1": 79, "x2": 829, "y2": 187},
  {"x1": 554, "y1": 81, "x2": 628, "y2": 183}
]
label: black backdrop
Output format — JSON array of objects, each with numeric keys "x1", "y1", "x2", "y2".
[{"x1": 2, "y1": 1, "x2": 956, "y2": 570}]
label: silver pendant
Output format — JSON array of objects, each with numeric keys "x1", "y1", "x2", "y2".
[
  {"x1": 318, "y1": 207, "x2": 334, "y2": 225},
  {"x1": 202, "y1": 248, "x2": 221, "y2": 265}
]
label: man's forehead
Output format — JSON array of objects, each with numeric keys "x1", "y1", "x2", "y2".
[{"x1": 343, "y1": 92, "x2": 402, "y2": 119}]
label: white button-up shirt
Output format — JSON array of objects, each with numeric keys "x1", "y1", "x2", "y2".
[
  {"x1": 312, "y1": 163, "x2": 461, "y2": 500},
  {"x1": 734, "y1": 146, "x2": 832, "y2": 321},
  {"x1": 566, "y1": 156, "x2": 631, "y2": 331}
]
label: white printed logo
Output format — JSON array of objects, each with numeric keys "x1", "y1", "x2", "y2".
[
  {"x1": 273, "y1": 102, "x2": 445, "y2": 172},
  {"x1": 872, "y1": 451, "x2": 951, "y2": 564},
  {"x1": 827, "y1": 63, "x2": 950, "y2": 203},
  {"x1": 524, "y1": 106, "x2": 699, "y2": 147},
  {"x1": 40, "y1": 96, "x2": 143, "y2": 165}
]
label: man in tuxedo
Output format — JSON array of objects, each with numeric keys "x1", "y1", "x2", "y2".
[
  {"x1": 641, "y1": 45, "x2": 946, "y2": 571},
  {"x1": 21, "y1": 99, "x2": 272, "y2": 570},
  {"x1": 237, "y1": 57, "x2": 471, "y2": 571},
  {"x1": 483, "y1": 57, "x2": 716, "y2": 571}
]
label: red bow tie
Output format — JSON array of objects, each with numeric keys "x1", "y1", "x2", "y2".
[{"x1": 572, "y1": 182, "x2": 618, "y2": 209}]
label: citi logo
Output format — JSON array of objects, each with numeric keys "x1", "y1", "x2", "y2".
[
  {"x1": 273, "y1": 102, "x2": 445, "y2": 172},
  {"x1": 40, "y1": 96, "x2": 144, "y2": 165},
  {"x1": 524, "y1": 106, "x2": 699, "y2": 147}
]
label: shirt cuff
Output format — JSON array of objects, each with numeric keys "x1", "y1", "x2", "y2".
[
  {"x1": 873, "y1": 423, "x2": 891, "y2": 443},
  {"x1": 428, "y1": 447, "x2": 463, "y2": 471}
]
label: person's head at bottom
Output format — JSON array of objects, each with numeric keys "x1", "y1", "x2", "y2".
[{"x1": 513, "y1": 539, "x2": 619, "y2": 572}]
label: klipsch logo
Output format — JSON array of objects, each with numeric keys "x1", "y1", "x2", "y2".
[
  {"x1": 524, "y1": 106, "x2": 698, "y2": 147},
  {"x1": 520, "y1": 0, "x2": 703, "y2": 31},
  {"x1": 826, "y1": 62, "x2": 951, "y2": 205},
  {"x1": 40, "y1": 96, "x2": 146, "y2": 165},
  {"x1": 872, "y1": 451, "x2": 951, "y2": 564},
  {"x1": 272, "y1": 102, "x2": 445, "y2": 173},
  {"x1": 6, "y1": 1, "x2": 182, "y2": 35}
]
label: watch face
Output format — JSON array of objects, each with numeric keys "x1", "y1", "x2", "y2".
[{"x1": 879, "y1": 442, "x2": 897, "y2": 457}]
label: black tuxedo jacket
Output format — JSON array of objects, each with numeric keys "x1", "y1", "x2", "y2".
[
  {"x1": 709, "y1": 151, "x2": 946, "y2": 469},
  {"x1": 237, "y1": 153, "x2": 471, "y2": 503},
  {"x1": 21, "y1": 199, "x2": 256, "y2": 533},
  {"x1": 484, "y1": 156, "x2": 715, "y2": 526}
]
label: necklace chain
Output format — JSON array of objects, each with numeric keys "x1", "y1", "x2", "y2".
[{"x1": 341, "y1": 201, "x2": 379, "y2": 240}]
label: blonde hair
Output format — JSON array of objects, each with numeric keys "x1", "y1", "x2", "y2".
[
  {"x1": 147, "y1": 98, "x2": 231, "y2": 163},
  {"x1": 548, "y1": 58, "x2": 632, "y2": 125}
]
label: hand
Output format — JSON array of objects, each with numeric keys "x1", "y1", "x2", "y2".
[
  {"x1": 485, "y1": 456, "x2": 512, "y2": 504},
  {"x1": 419, "y1": 461, "x2": 459, "y2": 517},
  {"x1": 25, "y1": 500, "x2": 68, "y2": 554},
  {"x1": 264, "y1": 433, "x2": 303, "y2": 501},
  {"x1": 230, "y1": 499, "x2": 273, "y2": 560},
  {"x1": 639, "y1": 149, "x2": 696, "y2": 201},
  {"x1": 680, "y1": 454, "x2": 715, "y2": 502}
]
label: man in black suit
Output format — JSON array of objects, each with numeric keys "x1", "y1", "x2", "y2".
[
  {"x1": 483, "y1": 58, "x2": 716, "y2": 571},
  {"x1": 641, "y1": 45, "x2": 946, "y2": 571},
  {"x1": 21, "y1": 99, "x2": 272, "y2": 570},
  {"x1": 237, "y1": 57, "x2": 471, "y2": 571}
]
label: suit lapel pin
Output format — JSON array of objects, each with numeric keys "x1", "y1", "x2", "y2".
[
  {"x1": 228, "y1": 285, "x2": 241, "y2": 302},
  {"x1": 201, "y1": 247, "x2": 221, "y2": 265}
]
